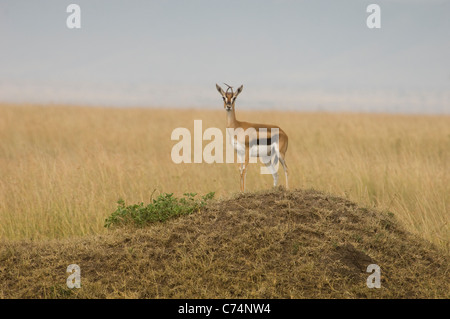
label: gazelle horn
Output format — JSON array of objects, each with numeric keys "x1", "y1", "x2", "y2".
[{"x1": 223, "y1": 83, "x2": 233, "y2": 94}]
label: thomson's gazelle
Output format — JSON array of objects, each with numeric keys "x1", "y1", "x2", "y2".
[{"x1": 216, "y1": 83, "x2": 289, "y2": 192}]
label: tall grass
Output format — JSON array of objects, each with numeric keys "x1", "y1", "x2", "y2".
[{"x1": 0, "y1": 104, "x2": 448, "y2": 251}]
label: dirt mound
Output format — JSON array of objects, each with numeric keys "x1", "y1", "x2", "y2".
[{"x1": 0, "y1": 188, "x2": 448, "y2": 298}]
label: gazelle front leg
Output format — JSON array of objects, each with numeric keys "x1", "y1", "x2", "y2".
[
  {"x1": 238, "y1": 150, "x2": 249, "y2": 192},
  {"x1": 242, "y1": 150, "x2": 250, "y2": 192},
  {"x1": 242, "y1": 163, "x2": 248, "y2": 192},
  {"x1": 239, "y1": 162, "x2": 248, "y2": 192},
  {"x1": 239, "y1": 163, "x2": 244, "y2": 192}
]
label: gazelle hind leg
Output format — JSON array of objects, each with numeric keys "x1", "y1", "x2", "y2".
[
  {"x1": 279, "y1": 156, "x2": 289, "y2": 189},
  {"x1": 264, "y1": 155, "x2": 279, "y2": 187}
]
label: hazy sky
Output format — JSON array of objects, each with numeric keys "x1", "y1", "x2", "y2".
[{"x1": 0, "y1": 0, "x2": 449, "y2": 113}]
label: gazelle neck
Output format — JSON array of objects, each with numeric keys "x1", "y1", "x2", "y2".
[{"x1": 226, "y1": 107, "x2": 239, "y2": 128}]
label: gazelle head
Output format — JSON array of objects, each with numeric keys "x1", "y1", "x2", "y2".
[{"x1": 216, "y1": 83, "x2": 243, "y2": 112}]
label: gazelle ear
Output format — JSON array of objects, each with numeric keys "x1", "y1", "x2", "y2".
[
  {"x1": 216, "y1": 84, "x2": 225, "y2": 96},
  {"x1": 235, "y1": 85, "x2": 243, "y2": 97}
]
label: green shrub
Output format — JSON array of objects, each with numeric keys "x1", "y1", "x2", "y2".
[{"x1": 104, "y1": 192, "x2": 215, "y2": 228}]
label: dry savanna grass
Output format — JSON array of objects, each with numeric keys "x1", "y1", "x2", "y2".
[
  {"x1": 0, "y1": 104, "x2": 448, "y2": 253},
  {"x1": 1, "y1": 188, "x2": 449, "y2": 298}
]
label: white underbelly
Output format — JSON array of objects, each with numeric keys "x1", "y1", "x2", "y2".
[
  {"x1": 249, "y1": 144, "x2": 273, "y2": 157},
  {"x1": 233, "y1": 141, "x2": 277, "y2": 158},
  {"x1": 229, "y1": 133, "x2": 279, "y2": 158},
  {"x1": 232, "y1": 140, "x2": 246, "y2": 156}
]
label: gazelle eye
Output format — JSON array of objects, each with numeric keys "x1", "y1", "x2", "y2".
[{"x1": 222, "y1": 97, "x2": 225, "y2": 100}]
